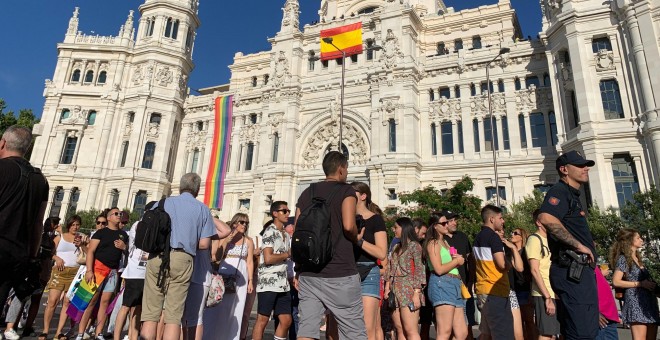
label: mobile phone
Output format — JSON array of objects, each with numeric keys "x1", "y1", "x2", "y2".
[
  {"x1": 408, "y1": 302, "x2": 416, "y2": 311},
  {"x1": 449, "y1": 247, "x2": 457, "y2": 256}
]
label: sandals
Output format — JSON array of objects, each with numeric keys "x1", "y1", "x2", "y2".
[
  {"x1": 38, "y1": 333, "x2": 48, "y2": 340},
  {"x1": 57, "y1": 333, "x2": 68, "y2": 340}
]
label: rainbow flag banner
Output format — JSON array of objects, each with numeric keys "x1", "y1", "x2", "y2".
[
  {"x1": 320, "y1": 22, "x2": 363, "y2": 61},
  {"x1": 204, "y1": 95, "x2": 233, "y2": 209},
  {"x1": 66, "y1": 260, "x2": 111, "y2": 322}
]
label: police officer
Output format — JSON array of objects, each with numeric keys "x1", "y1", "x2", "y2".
[{"x1": 538, "y1": 150, "x2": 598, "y2": 339}]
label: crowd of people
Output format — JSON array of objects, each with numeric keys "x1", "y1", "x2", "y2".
[{"x1": 1, "y1": 123, "x2": 660, "y2": 340}]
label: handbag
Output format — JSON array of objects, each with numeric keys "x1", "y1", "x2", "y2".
[
  {"x1": 206, "y1": 272, "x2": 225, "y2": 308},
  {"x1": 461, "y1": 283, "x2": 471, "y2": 299},
  {"x1": 387, "y1": 290, "x2": 396, "y2": 310},
  {"x1": 76, "y1": 248, "x2": 87, "y2": 265},
  {"x1": 221, "y1": 237, "x2": 245, "y2": 294}
]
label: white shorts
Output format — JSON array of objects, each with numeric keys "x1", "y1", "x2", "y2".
[{"x1": 182, "y1": 282, "x2": 210, "y2": 326}]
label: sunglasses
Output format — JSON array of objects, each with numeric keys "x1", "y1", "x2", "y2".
[
  {"x1": 276, "y1": 209, "x2": 291, "y2": 214},
  {"x1": 111, "y1": 212, "x2": 122, "y2": 217},
  {"x1": 512, "y1": 231, "x2": 521, "y2": 236},
  {"x1": 437, "y1": 221, "x2": 449, "y2": 226},
  {"x1": 96, "y1": 221, "x2": 107, "y2": 226},
  {"x1": 237, "y1": 221, "x2": 249, "y2": 226}
]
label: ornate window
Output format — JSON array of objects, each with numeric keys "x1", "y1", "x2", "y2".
[
  {"x1": 60, "y1": 109, "x2": 71, "y2": 123},
  {"x1": 502, "y1": 116, "x2": 510, "y2": 150},
  {"x1": 84, "y1": 70, "x2": 94, "y2": 83},
  {"x1": 49, "y1": 187, "x2": 64, "y2": 217},
  {"x1": 71, "y1": 70, "x2": 81, "y2": 82},
  {"x1": 484, "y1": 117, "x2": 499, "y2": 151},
  {"x1": 454, "y1": 85, "x2": 461, "y2": 98},
  {"x1": 518, "y1": 114, "x2": 527, "y2": 148},
  {"x1": 457, "y1": 121, "x2": 464, "y2": 153},
  {"x1": 525, "y1": 76, "x2": 540, "y2": 88},
  {"x1": 133, "y1": 190, "x2": 148, "y2": 216},
  {"x1": 431, "y1": 123, "x2": 437, "y2": 156},
  {"x1": 249, "y1": 114, "x2": 258, "y2": 125},
  {"x1": 272, "y1": 133, "x2": 279, "y2": 162},
  {"x1": 145, "y1": 17, "x2": 155, "y2": 37},
  {"x1": 439, "y1": 87, "x2": 451, "y2": 99},
  {"x1": 388, "y1": 119, "x2": 396, "y2": 152},
  {"x1": 110, "y1": 189, "x2": 120, "y2": 208},
  {"x1": 437, "y1": 42, "x2": 446, "y2": 55},
  {"x1": 61, "y1": 136, "x2": 77, "y2": 164},
  {"x1": 185, "y1": 28, "x2": 194, "y2": 49},
  {"x1": 454, "y1": 39, "x2": 463, "y2": 52},
  {"x1": 86, "y1": 111, "x2": 97, "y2": 125},
  {"x1": 68, "y1": 187, "x2": 80, "y2": 216},
  {"x1": 498, "y1": 80, "x2": 505, "y2": 93},
  {"x1": 549, "y1": 111, "x2": 558, "y2": 146},
  {"x1": 441, "y1": 122, "x2": 453, "y2": 155},
  {"x1": 473, "y1": 119, "x2": 480, "y2": 152},
  {"x1": 530, "y1": 113, "x2": 547, "y2": 147},
  {"x1": 119, "y1": 141, "x2": 129, "y2": 167},
  {"x1": 97, "y1": 71, "x2": 107, "y2": 84},
  {"x1": 142, "y1": 142, "x2": 156, "y2": 169},
  {"x1": 592, "y1": 37, "x2": 612, "y2": 53},
  {"x1": 600, "y1": 79, "x2": 624, "y2": 119},
  {"x1": 245, "y1": 142, "x2": 254, "y2": 171},
  {"x1": 164, "y1": 18, "x2": 179, "y2": 39},
  {"x1": 472, "y1": 36, "x2": 482, "y2": 49},
  {"x1": 190, "y1": 148, "x2": 200, "y2": 173},
  {"x1": 470, "y1": 83, "x2": 476, "y2": 96},
  {"x1": 357, "y1": 6, "x2": 378, "y2": 14},
  {"x1": 486, "y1": 186, "x2": 506, "y2": 200},
  {"x1": 150, "y1": 113, "x2": 161, "y2": 125},
  {"x1": 612, "y1": 154, "x2": 640, "y2": 208}
]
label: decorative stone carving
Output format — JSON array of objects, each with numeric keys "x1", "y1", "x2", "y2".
[
  {"x1": 269, "y1": 113, "x2": 284, "y2": 136},
  {"x1": 457, "y1": 57, "x2": 467, "y2": 74},
  {"x1": 516, "y1": 86, "x2": 538, "y2": 111},
  {"x1": 380, "y1": 29, "x2": 404, "y2": 69},
  {"x1": 301, "y1": 120, "x2": 368, "y2": 169},
  {"x1": 281, "y1": 0, "x2": 300, "y2": 30},
  {"x1": 239, "y1": 124, "x2": 259, "y2": 142},
  {"x1": 61, "y1": 105, "x2": 87, "y2": 125},
  {"x1": 596, "y1": 50, "x2": 615, "y2": 71},
  {"x1": 430, "y1": 97, "x2": 462, "y2": 121},
  {"x1": 133, "y1": 64, "x2": 144, "y2": 85},
  {"x1": 271, "y1": 51, "x2": 290, "y2": 88},
  {"x1": 470, "y1": 95, "x2": 488, "y2": 115},
  {"x1": 560, "y1": 62, "x2": 572, "y2": 82},
  {"x1": 147, "y1": 123, "x2": 159, "y2": 138},
  {"x1": 185, "y1": 124, "x2": 207, "y2": 151},
  {"x1": 490, "y1": 93, "x2": 507, "y2": 113},
  {"x1": 499, "y1": 53, "x2": 510, "y2": 68},
  {"x1": 155, "y1": 66, "x2": 174, "y2": 86},
  {"x1": 178, "y1": 73, "x2": 188, "y2": 93}
]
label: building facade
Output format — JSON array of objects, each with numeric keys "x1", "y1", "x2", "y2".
[{"x1": 31, "y1": 0, "x2": 660, "y2": 235}]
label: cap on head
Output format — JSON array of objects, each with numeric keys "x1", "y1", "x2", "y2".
[
  {"x1": 556, "y1": 150, "x2": 595, "y2": 169},
  {"x1": 441, "y1": 210, "x2": 458, "y2": 220}
]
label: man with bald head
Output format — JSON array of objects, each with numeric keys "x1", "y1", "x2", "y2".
[{"x1": 0, "y1": 125, "x2": 49, "y2": 308}]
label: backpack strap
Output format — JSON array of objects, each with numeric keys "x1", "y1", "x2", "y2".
[
  {"x1": 0, "y1": 159, "x2": 33, "y2": 210},
  {"x1": 156, "y1": 197, "x2": 171, "y2": 290},
  {"x1": 528, "y1": 233, "x2": 547, "y2": 258}
]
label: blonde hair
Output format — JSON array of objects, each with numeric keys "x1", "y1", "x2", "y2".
[{"x1": 609, "y1": 228, "x2": 642, "y2": 272}]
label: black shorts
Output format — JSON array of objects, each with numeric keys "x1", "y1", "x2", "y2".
[
  {"x1": 257, "y1": 291, "x2": 292, "y2": 316},
  {"x1": 419, "y1": 290, "x2": 434, "y2": 325},
  {"x1": 122, "y1": 278, "x2": 145, "y2": 308}
]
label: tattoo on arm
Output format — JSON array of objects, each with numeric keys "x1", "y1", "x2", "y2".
[{"x1": 544, "y1": 223, "x2": 580, "y2": 249}]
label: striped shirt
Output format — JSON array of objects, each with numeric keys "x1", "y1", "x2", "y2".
[{"x1": 473, "y1": 226, "x2": 509, "y2": 297}]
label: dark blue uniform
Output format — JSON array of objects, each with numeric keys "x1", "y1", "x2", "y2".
[{"x1": 539, "y1": 180, "x2": 599, "y2": 340}]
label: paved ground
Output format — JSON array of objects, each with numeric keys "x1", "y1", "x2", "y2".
[{"x1": 6, "y1": 295, "x2": 642, "y2": 340}]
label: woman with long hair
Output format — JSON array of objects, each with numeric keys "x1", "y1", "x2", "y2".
[
  {"x1": 510, "y1": 228, "x2": 535, "y2": 340},
  {"x1": 610, "y1": 228, "x2": 660, "y2": 340},
  {"x1": 351, "y1": 182, "x2": 387, "y2": 340},
  {"x1": 203, "y1": 213, "x2": 254, "y2": 340},
  {"x1": 386, "y1": 217, "x2": 426, "y2": 340},
  {"x1": 424, "y1": 213, "x2": 467, "y2": 340},
  {"x1": 41, "y1": 215, "x2": 87, "y2": 340}
]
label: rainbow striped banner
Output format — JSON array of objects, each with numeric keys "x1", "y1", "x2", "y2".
[
  {"x1": 204, "y1": 95, "x2": 233, "y2": 209},
  {"x1": 66, "y1": 260, "x2": 111, "y2": 322}
]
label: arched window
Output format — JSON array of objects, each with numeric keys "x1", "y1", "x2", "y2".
[
  {"x1": 60, "y1": 109, "x2": 71, "y2": 123},
  {"x1": 49, "y1": 187, "x2": 64, "y2": 218},
  {"x1": 250, "y1": 114, "x2": 258, "y2": 125},
  {"x1": 600, "y1": 79, "x2": 624, "y2": 119},
  {"x1": 357, "y1": 6, "x2": 378, "y2": 14},
  {"x1": 71, "y1": 70, "x2": 81, "y2": 82},
  {"x1": 142, "y1": 142, "x2": 156, "y2": 169},
  {"x1": 145, "y1": 17, "x2": 155, "y2": 37},
  {"x1": 165, "y1": 18, "x2": 173, "y2": 37},
  {"x1": 470, "y1": 83, "x2": 476, "y2": 96},
  {"x1": 84, "y1": 70, "x2": 94, "y2": 83},
  {"x1": 172, "y1": 20, "x2": 179, "y2": 40},
  {"x1": 134, "y1": 190, "x2": 148, "y2": 216},
  {"x1": 164, "y1": 18, "x2": 179, "y2": 39},
  {"x1": 87, "y1": 110, "x2": 97, "y2": 125},
  {"x1": 97, "y1": 71, "x2": 107, "y2": 84}
]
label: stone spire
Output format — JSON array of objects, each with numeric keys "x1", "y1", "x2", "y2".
[
  {"x1": 280, "y1": 0, "x2": 300, "y2": 33},
  {"x1": 66, "y1": 7, "x2": 80, "y2": 36},
  {"x1": 121, "y1": 10, "x2": 135, "y2": 38}
]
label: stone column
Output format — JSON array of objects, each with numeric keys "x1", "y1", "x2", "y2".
[
  {"x1": 543, "y1": 111, "x2": 552, "y2": 147},
  {"x1": 452, "y1": 120, "x2": 459, "y2": 155},
  {"x1": 496, "y1": 116, "x2": 504, "y2": 152},
  {"x1": 523, "y1": 113, "x2": 533, "y2": 149},
  {"x1": 477, "y1": 118, "x2": 486, "y2": 154},
  {"x1": 622, "y1": 6, "x2": 656, "y2": 112}
]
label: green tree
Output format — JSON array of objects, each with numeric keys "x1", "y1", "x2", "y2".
[
  {"x1": 66, "y1": 208, "x2": 141, "y2": 235},
  {"x1": 587, "y1": 205, "x2": 625, "y2": 258},
  {"x1": 504, "y1": 190, "x2": 545, "y2": 233},
  {"x1": 620, "y1": 186, "x2": 660, "y2": 279},
  {"x1": 392, "y1": 176, "x2": 483, "y2": 241},
  {"x1": 0, "y1": 99, "x2": 39, "y2": 158},
  {"x1": 0, "y1": 99, "x2": 17, "y2": 133}
]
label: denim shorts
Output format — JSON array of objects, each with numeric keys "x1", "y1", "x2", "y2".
[
  {"x1": 358, "y1": 262, "x2": 381, "y2": 299},
  {"x1": 428, "y1": 274, "x2": 465, "y2": 308},
  {"x1": 101, "y1": 269, "x2": 118, "y2": 293}
]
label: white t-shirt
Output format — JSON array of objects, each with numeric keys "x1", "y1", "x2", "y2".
[{"x1": 121, "y1": 222, "x2": 149, "y2": 279}]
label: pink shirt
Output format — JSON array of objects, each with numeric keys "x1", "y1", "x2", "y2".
[{"x1": 595, "y1": 267, "x2": 620, "y2": 322}]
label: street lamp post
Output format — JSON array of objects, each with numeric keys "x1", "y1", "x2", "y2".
[
  {"x1": 320, "y1": 37, "x2": 382, "y2": 152},
  {"x1": 486, "y1": 47, "x2": 510, "y2": 207}
]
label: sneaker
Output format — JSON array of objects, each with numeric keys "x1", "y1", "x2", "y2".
[
  {"x1": 123, "y1": 336, "x2": 129, "y2": 340},
  {"x1": 95, "y1": 335, "x2": 105, "y2": 340},
  {"x1": 74, "y1": 334, "x2": 84, "y2": 340},
  {"x1": 4, "y1": 329, "x2": 20, "y2": 340}
]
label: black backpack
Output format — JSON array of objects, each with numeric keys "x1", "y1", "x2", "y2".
[
  {"x1": 291, "y1": 183, "x2": 342, "y2": 271},
  {"x1": 134, "y1": 197, "x2": 171, "y2": 288}
]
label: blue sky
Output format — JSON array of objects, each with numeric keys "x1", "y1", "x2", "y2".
[{"x1": 0, "y1": 0, "x2": 540, "y2": 116}]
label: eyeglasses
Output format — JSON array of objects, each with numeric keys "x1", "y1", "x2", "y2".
[
  {"x1": 437, "y1": 221, "x2": 449, "y2": 226},
  {"x1": 111, "y1": 212, "x2": 122, "y2": 217},
  {"x1": 96, "y1": 221, "x2": 107, "y2": 226},
  {"x1": 237, "y1": 221, "x2": 249, "y2": 226},
  {"x1": 512, "y1": 231, "x2": 521, "y2": 236},
  {"x1": 276, "y1": 209, "x2": 291, "y2": 214}
]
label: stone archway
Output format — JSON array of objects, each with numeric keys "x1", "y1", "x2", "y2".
[{"x1": 300, "y1": 120, "x2": 369, "y2": 169}]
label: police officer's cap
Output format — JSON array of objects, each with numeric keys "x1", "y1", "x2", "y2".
[{"x1": 556, "y1": 150, "x2": 595, "y2": 169}]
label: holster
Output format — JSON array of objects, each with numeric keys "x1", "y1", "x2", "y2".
[{"x1": 557, "y1": 249, "x2": 588, "y2": 283}]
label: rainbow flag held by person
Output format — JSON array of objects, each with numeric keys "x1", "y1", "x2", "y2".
[
  {"x1": 320, "y1": 22, "x2": 363, "y2": 60},
  {"x1": 66, "y1": 260, "x2": 111, "y2": 322},
  {"x1": 203, "y1": 95, "x2": 233, "y2": 209}
]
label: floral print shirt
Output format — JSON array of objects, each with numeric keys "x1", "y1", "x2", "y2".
[
  {"x1": 257, "y1": 224, "x2": 290, "y2": 293},
  {"x1": 388, "y1": 241, "x2": 426, "y2": 308}
]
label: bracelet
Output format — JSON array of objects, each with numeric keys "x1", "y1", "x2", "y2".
[{"x1": 357, "y1": 239, "x2": 364, "y2": 248}]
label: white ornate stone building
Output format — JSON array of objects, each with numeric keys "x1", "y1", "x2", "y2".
[{"x1": 31, "y1": 0, "x2": 660, "y2": 233}]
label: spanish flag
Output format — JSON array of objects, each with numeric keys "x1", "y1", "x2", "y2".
[{"x1": 320, "y1": 22, "x2": 363, "y2": 61}]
